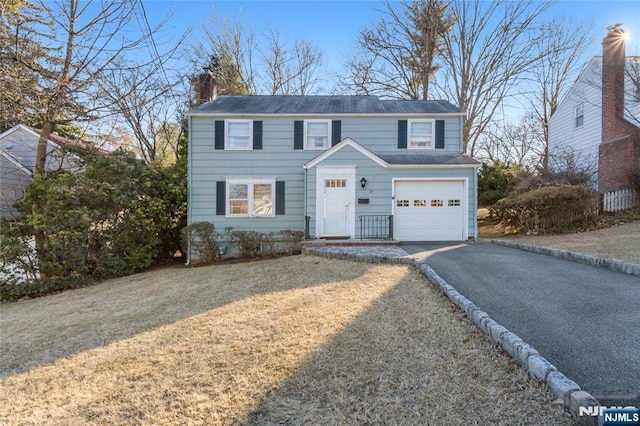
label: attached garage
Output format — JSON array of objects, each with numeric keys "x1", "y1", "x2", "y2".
[{"x1": 393, "y1": 179, "x2": 467, "y2": 241}]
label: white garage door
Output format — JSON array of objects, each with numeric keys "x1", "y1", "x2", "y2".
[{"x1": 394, "y1": 180, "x2": 466, "y2": 241}]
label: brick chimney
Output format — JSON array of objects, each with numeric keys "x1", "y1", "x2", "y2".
[
  {"x1": 599, "y1": 24, "x2": 640, "y2": 194},
  {"x1": 193, "y1": 70, "x2": 218, "y2": 105},
  {"x1": 601, "y1": 24, "x2": 630, "y2": 141}
]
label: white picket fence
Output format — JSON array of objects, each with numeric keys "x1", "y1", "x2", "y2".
[{"x1": 602, "y1": 188, "x2": 638, "y2": 212}]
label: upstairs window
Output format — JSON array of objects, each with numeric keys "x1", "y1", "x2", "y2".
[
  {"x1": 226, "y1": 120, "x2": 252, "y2": 150},
  {"x1": 574, "y1": 104, "x2": 584, "y2": 128},
  {"x1": 408, "y1": 120, "x2": 434, "y2": 149},
  {"x1": 304, "y1": 120, "x2": 331, "y2": 150}
]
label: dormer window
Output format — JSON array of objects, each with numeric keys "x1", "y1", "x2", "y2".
[
  {"x1": 574, "y1": 104, "x2": 584, "y2": 128},
  {"x1": 408, "y1": 119, "x2": 435, "y2": 149}
]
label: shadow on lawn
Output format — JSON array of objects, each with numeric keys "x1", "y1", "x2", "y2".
[
  {"x1": 241, "y1": 270, "x2": 571, "y2": 425},
  {"x1": 0, "y1": 255, "x2": 361, "y2": 379}
]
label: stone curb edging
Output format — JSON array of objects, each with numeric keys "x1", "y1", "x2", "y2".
[
  {"x1": 414, "y1": 259, "x2": 599, "y2": 426},
  {"x1": 302, "y1": 247, "x2": 601, "y2": 425},
  {"x1": 491, "y1": 239, "x2": 640, "y2": 278}
]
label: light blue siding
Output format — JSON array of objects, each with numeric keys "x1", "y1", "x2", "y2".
[{"x1": 188, "y1": 114, "x2": 474, "y2": 238}]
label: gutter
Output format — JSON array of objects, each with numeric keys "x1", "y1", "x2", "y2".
[{"x1": 185, "y1": 115, "x2": 193, "y2": 266}]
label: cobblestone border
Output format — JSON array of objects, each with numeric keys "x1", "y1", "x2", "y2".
[
  {"x1": 414, "y1": 259, "x2": 600, "y2": 426},
  {"x1": 491, "y1": 239, "x2": 640, "y2": 278},
  {"x1": 302, "y1": 246, "x2": 601, "y2": 425}
]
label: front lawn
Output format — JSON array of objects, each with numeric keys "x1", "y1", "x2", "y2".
[{"x1": 0, "y1": 256, "x2": 571, "y2": 425}]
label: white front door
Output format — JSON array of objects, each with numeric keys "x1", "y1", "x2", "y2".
[
  {"x1": 323, "y1": 179, "x2": 349, "y2": 235},
  {"x1": 315, "y1": 167, "x2": 356, "y2": 238}
]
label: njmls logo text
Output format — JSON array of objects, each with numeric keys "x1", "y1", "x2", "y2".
[{"x1": 579, "y1": 406, "x2": 640, "y2": 426}]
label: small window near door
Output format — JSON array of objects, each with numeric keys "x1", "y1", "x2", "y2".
[
  {"x1": 414, "y1": 200, "x2": 427, "y2": 207},
  {"x1": 431, "y1": 199, "x2": 444, "y2": 207},
  {"x1": 396, "y1": 199, "x2": 409, "y2": 207},
  {"x1": 325, "y1": 179, "x2": 347, "y2": 188},
  {"x1": 448, "y1": 199, "x2": 461, "y2": 207}
]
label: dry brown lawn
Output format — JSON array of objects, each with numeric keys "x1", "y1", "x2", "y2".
[
  {"x1": 0, "y1": 256, "x2": 572, "y2": 425},
  {"x1": 478, "y1": 208, "x2": 640, "y2": 264}
]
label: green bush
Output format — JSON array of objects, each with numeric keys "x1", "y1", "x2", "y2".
[
  {"x1": 490, "y1": 185, "x2": 599, "y2": 234},
  {"x1": 478, "y1": 161, "x2": 518, "y2": 206},
  {"x1": 0, "y1": 148, "x2": 187, "y2": 301}
]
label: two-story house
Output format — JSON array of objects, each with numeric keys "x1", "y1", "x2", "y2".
[
  {"x1": 186, "y1": 92, "x2": 479, "y2": 251},
  {"x1": 548, "y1": 25, "x2": 640, "y2": 202}
]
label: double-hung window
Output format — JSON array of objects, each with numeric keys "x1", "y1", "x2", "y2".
[
  {"x1": 305, "y1": 120, "x2": 331, "y2": 150},
  {"x1": 574, "y1": 104, "x2": 584, "y2": 128},
  {"x1": 408, "y1": 119, "x2": 434, "y2": 149},
  {"x1": 227, "y1": 178, "x2": 275, "y2": 217},
  {"x1": 226, "y1": 120, "x2": 252, "y2": 150}
]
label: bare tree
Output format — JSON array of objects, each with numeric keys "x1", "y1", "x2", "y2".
[
  {"x1": 262, "y1": 30, "x2": 323, "y2": 95},
  {"x1": 477, "y1": 112, "x2": 545, "y2": 170},
  {"x1": 437, "y1": 0, "x2": 552, "y2": 155},
  {"x1": 527, "y1": 19, "x2": 592, "y2": 170},
  {"x1": 195, "y1": 10, "x2": 257, "y2": 95},
  {"x1": 193, "y1": 9, "x2": 325, "y2": 96},
  {"x1": 343, "y1": 0, "x2": 454, "y2": 100}
]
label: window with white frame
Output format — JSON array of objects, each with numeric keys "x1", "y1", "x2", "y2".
[
  {"x1": 226, "y1": 120, "x2": 252, "y2": 149},
  {"x1": 574, "y1": 104, "x2": 584, "y2": 128},
  {"x1": 305, "y1": 120, "x2": 331, "y2": 150},
  {"x1": 226, "y1": 179, "x2": 275, "y2": 217},
  {"x1": 408, "y1": 119, "x2": 434, "y2": 149}
]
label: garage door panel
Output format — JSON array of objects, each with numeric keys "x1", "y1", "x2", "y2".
[{"x1": 394, "y1": 180, "x2": 465, "y2": 241}]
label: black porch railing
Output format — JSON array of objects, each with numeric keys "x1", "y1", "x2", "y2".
[{"x1": 359, "y1": 215, "x2": 393, "y2": 240}]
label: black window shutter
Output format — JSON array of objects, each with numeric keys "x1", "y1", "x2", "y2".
[
  {"x1": 216, "y1": 181, "x2": 226, "y2": 215},
  {"x1": 435, "y1": 120, "x2": 445, "y2": 149},
  {"x1": 331, "y1": 120, "x2": 342, "y2": 146},
  {"x1": 215, "y1": 120, "x2": 225, "y2": 150},
  {"x1": 398, "y1": 120, "x2": 407, "y2": 149},
  {"x1": 294, "y1": 120, "x2": 303, "y2": 149},
  {"x1": 275, "y1": 181, "x2": 285, "y2": 215},
  {"x1": 253, "y1": 120, "x2": 263, "y2": 150}
]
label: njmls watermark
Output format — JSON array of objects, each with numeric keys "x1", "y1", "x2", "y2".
[{"x1": 579, "y1": 406, "x2": 640, "y2": 426}]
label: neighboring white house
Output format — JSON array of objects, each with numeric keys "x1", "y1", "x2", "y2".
[
  {"x1": 549, "y1": 33, "x2": 640, "y2": 191},
  {"x1": 548, "y1": 52, "x2": 640, "y2": 189},
  {"x1": 0, "y1": 124, "x2": 87, "y2": 219}
]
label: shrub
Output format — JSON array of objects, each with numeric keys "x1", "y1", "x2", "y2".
[
  {"x1": 227, "y1": 229, "x2": 264, "y2": 259},
  {"x1": 478, "y1": 161, "x2": 517, "y2": 206},
  {"x1": 180, "y1": 222, "x2": 220, "y2": 265},
  {"x1": 490, "y1": 185, "x2": 600, "y2": 234}
]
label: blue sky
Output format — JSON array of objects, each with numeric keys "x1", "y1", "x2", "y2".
[{"x1": 145, "y1": 0, "x2": 640, "y2": 69}]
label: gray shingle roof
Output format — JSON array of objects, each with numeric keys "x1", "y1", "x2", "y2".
[
  {"x1": 189, "y1": 95, "x2": 464, "y2": 115},
  {"x1": 377, "y1": 153, "x2": 480, "y2": 165}
]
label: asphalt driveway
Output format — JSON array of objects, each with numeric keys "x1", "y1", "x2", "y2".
[{"x1": 401, "y1": 241, "x2": 640, "y2": 407}]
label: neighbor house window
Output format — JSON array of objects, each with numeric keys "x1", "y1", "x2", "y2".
[
  {"x1": 574, "y1": 104, "x2": 584, "y2": 128},
  {"x1": 226, "y1": 120, "x2": 252, "y2": 150},
  {"x1": 226, "y1": 179, "x2": 275, "y2": 217},
  {"x1": 305, "y1": 120, "x2": 331, "y2": 150},
  {"x1": 408, "y1": 119, "x2": 434, "y2": 149}
]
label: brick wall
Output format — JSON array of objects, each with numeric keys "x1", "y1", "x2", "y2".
[{"x1": 599, "y1": 27, "x2": 640, "y2": 193}]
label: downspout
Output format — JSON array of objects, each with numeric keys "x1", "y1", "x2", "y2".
[
  {"x1": 185, "y1": 115, "x2": 193, "y2": 265},
  {"x1": 303, "y1": 166, "x2": 308, "y2": 238}
]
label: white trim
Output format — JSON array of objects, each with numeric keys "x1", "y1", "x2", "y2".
[
  {"x1": 304, "y1": 137, "x2": 388, "y2": 169},
  {"x1": 387, "y1": 163, "x2": 479, "y2": 169},
  {"x1": 226, "y1": 178, "x2": 276, "y2": 218},
  {"x1": 392, "y1": 177, "x2": 469, "y2": 241},
  {"x1": 0, "y1": 150, "x2": 32, "y2": 176},
  {"x1": 187, "y1": 112, "x2": 466, "y2": 118},
  {"x1": 408, "y1": 119, "x2": 435, "y2": 150},
  {"x1": 303, "y1": 119, "x2": 331, "y2": 150},
  {"x1": 315, "y1": 166, "x2": 356, "y2": 238},
  {"x1": 225, "y1": 119, "x2": 253, "y2": 150}
]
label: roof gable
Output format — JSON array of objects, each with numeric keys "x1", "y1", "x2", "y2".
[
  {"x1": 303, "y1": 137, "x2": 388, "y2": 170},
  {"x1": 189, "y1": 95, "x2": 464, "y2": 116}
]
